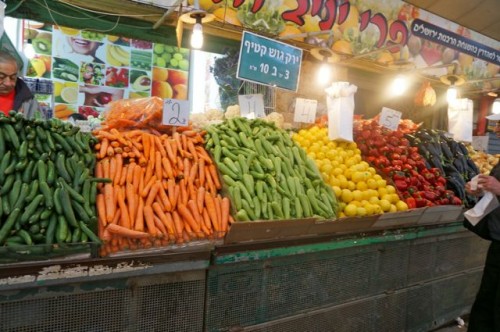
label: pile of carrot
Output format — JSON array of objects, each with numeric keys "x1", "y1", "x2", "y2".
[{"x1": 93, "y1": 126, "x2": 231, "y2": 256}]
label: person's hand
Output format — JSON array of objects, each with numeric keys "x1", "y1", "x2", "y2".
[
  {"x1": 465, "y1": 180, "x2": 483, "y2": 196},
  {"x1": 477, "y1": 174, "x2": 500, "y2": 195}
]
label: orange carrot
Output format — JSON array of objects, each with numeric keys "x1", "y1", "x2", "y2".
[
  {"x1": 172, "y1": 211, "x2": 184, "y2": 240},
  {"x1": 164, "y1": 139, "x2": 176, "y2": 164},
  {"x1": 126, "y1": 182, "x2": 136, "y2": 226},
  {"x1": 143, "y1": 205, "x2": 158, "y2": 237},
  {"x1": 144, "y1": 161, "x2": 154, "y2": 185},
  {"x1": 187, "y1": 139, "x2": 198, "y2": 162},
  {"x1": 116, "y1": 188, "x2": 130, "y2": 229},
  {"x1": 109, "y1": 157, "x2": 117, "y2": 183},
  {"x1": 198, "y1": 160, "x2": 206, "y2": 187},
  {"x1": 167, "y1": 179, "x2": 176, "y2": 207},
  {"x1": 189, "y1": 161, "x2": 198, "y2": 185},
  {"x1": 102, "y1": 158, "x2": 110, "y2": 179},
  {"x1": 100, "y1": 138, "x2": 109, "y2": 159},
  {"x1": 132, "y1": 164, "x2": 142, "y2": 189},
  {"x1": 142, "y1": 132, "x2": 150, "y2": 160},
  {"x1": 221, "y1": 197, "x2": 230, "y2": 232},
  {"x1": 111, "y1": 208, "x2": 121, "y2": 225},
  {"x1": 155, "y1": 136, "x2": 167, "y2": 159},
  {"x1": 145, "y1": 181, "x2": 161, "y2": 206},
  {"x1": 103, "y1": 183, "x2": 115, "y2": 223},
  {"x1": 141, "y1": 175, "x2": 156, "y2": 198},
  {"x1": 119, "y1": 165, "x2": 128, "y2": 186},
  {"x1": 162, "y1": 157, "x2": 174, "y2": 179},
  {"x1": 202, "y1": 208, "x2": 212, "y2": 231},
  {"x1": 179, "y1": 179, "x2": 188, "y2": 206},
  {"x1": 178, "y1": 203, "x2": 201, "y2": 234},
  {"x1": 183, "y1": 158, "x2": 191, "y2": 180},
  {"x1": 110, "y1": 128, "x2": 129, "y2": 147},
  {"x1": 214, "y1": 194, "x2": 222, "y2": 231},
  {"x1": 204, "y1": 193, "x2": 220, "y2": 232},
  {"x1": 96, "y1": 194, "x2": 107, "y2": 226},
  {"x1": 150, "y1": 135, "x2": 156, "y2": 165},
  {"x1": 158, "y1": 183, "x2": 173, "y2": 212},
  {"x1": 153, "y1": 215, "x2": 168, "y2": 236},
  {"x1": 107, "y1": 223, "x2": 149, "y2": 238},
  {"x1": 138, "y1": 168, "x2": 145, "y2": 195},
  {"x1": 106, "y1": 146, "x2": 114, "y2": 157},
  {"x1": 153, "y1": 202, "x2": 175, "y2": 235},
  {"x1": 208, "y1": 164, "x2": 221, "y2": 189},
  {"x1": 195, "y1": 146, "x2": 213, "y2": 165},
  {"x1": 135, "y1": 198, "x2": 145, "y2": 232},
  {"x1": 188, "y1": 199, "x2": 204, "y2": 231},
  {"x1": 155, "y1": 151, "x2": 162, "y2": 180},
  {"x1": 197, "y1": 187, "x2": 205, "y2": 214},
  {"x1": 114, "y1": 154, "x2": 123, "y2": 185},
  {"x1": 126, "y1": 162, "x2": 136, "y2": 184}
]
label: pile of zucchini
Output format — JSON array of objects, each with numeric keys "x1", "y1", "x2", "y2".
[{"x1": 0, "y1": 112, "x2": 104, "y2": 250}]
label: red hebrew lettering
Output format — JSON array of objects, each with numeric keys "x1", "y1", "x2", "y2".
[
  {"x1": 310, "y1": 0, "x2": 325, "y2": 16},
  {"x1": 337, "y1": 1, "x2": 350, "y2": 25},
  {"x1": 233, "y1": 0, "x2": 244, "y2": 7},
  {"x1": 369, "y1": 14, "x2": 388, "y2": 48},
  {"x1": 318, "y1": 0, "x2": 338, "y2": 31},
  {"x1": 213, "y1": 0, "x2": 223, "y2": 3},
  {"x1": 359, "y1": 10, "x2": 371, "y2": 31},
  {"x1": 388, "y1": 20, "x2": 409, "y2": 48},
  {"x1": 282, "y1": 0, "x2": 310, "y2": 26},
  {"x1": 231, "y1": 0, "x2": 264, "y2": 12}
]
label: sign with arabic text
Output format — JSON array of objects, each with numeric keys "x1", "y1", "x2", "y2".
[{"x1": 237, "y1": 31, "x2": 302, "y2": 92}]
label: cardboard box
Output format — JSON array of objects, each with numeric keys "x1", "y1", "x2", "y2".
[
  {"x1": 371, "y1": 208, "x2": 426, "y2": 229},
  {"x1": 417, "y1": 205, "x2": 464, "y2": 225},
  {"x1": 309, "y1": 215, "x2": 379, "y2": 235},
  {"x1": 224, "y1": 218, "x2": 319, "y2": 244}
]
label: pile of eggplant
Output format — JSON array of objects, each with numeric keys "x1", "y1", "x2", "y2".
[{"x1": 405, "y1": 129, "x2": 479, "y2": 208}]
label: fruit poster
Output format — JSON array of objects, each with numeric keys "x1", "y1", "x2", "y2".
[
  {"x1": 194, "y1": 0, "x2": 499, "y2": 90},
  {"x1": 23, "y1": 22, "x2": 189, "y2": 120}
]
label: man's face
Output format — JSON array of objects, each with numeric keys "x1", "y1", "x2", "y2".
[
  {"x1": 495, "y1": 121, "x2": 500, "y2": 137},
  {"x1": 0, "y1": 60, "x2": 18, "y2": 96}
]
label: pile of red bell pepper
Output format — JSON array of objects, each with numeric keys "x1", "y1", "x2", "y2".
[{"x1": 354, "y1": 119, "x2": 462, "y2": 208}]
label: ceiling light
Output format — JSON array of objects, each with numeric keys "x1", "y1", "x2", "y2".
[
  {"x1": 492, "y1": 98, "x2": 500, "y2": 114},
  {"x1": 190, "y1": 17, "x2": 203, "y2": 49},
  {"x1": 447, "y1": 85, "x2": 458, "y2": 103},
  {"x1": 390, "y1": 75, "x2": 408, "y2": 96},
  {"x1": 24, "y1": 40, "x2": 36, "y2": 59}
]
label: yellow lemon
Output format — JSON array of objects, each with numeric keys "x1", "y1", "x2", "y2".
[
  {"x1": 367, "y1": 178, "x2": 378, "y2": 190},
  {"x1": 376, "y1": 179, "x2": 387, "y2": 188},
  {"x1": 386, "y1": 185, "x2": 396, "y2": 194},
  {"x1": 332, "y1": 186, "x2": 342, "y2": 198},
  {"x1": 379, "y1": 199, "x2": 392, "y2": 212},
  {"x1": 363, "y1": 203, "x2": 375, "y2": 216},
  {"x1": 54, "y1": 81, "x2": 64, "y2": 97},
  {"x1": 344, "y1": 203, "x2": 358, "y2": 217},
  {"x1": 352, "y1": 190, "x2": 363, "y2": 202},
  {"x1": 369, "y1": 196, "x2": 380, "y2": 205},
  {"x1": 347, "y1": 181, "x2": 356, "y2": 191},
  {"x1": 341, "y1": 189, "x2": 353, "y2": 203},
  {"x1": 390, "y1": 193, "x2": 401, "y2": 204},
  {"x1": 378, "y1": 187, "x2": 388, "y2": 198},
  {"x1": 381, "y1": 194, "x2": 393, "y2": 202},
  {"x1": 396, "y1": 201, "x2": 409, "y2": 211},
  {"x1": 61, "y1": 87, "x2": 78, "y2": 104},
  {"x1": 356, "y1": 181, "x2": 368, "y2": 191},
  {"x1": 356, "y1": 207, "x2": 367, "y2": 217},
  {"x1": 389, "y1": 204, "x2": 398, "y2": 213},
  {"x1": 330, "y1": 177, "x2": 340, "y2": 187}
]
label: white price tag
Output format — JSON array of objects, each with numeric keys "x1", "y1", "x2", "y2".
[
  {"x1": 162, "y1": 99, "x2": 190, "y2": 127},
  {"x1": 74, "y1": 120, "x2": 92, "y2": 133},
  {"x1": 472, "y1": 136, "x2": 489, "y2": 152},
  {"x1": 379, "y1": 107, "x2": 402, "y2": 131},
  {"x1": 238, "y1": 94, "x2": 266, "y2": 119},
  {"x1": 294, "y1": 98, "x2": 317, "y2": 123}
]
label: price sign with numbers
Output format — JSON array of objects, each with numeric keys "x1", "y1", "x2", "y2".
[
  {"x1": 238, "y1": 94, "x2": 266, "y2": 119},
  {"x1": 294, "y1": 98, "x2": 317, "y2": 123},
  {"x1": 162, "y1": 99, "x2": 190, "y2": 127},
  {"x1": 237, "y1": 31, "x2": 302, "y2": 92},
  {"x1": 379, "y1": 107, "x2": 402, "y2": 131},
  {"x1": 472, "y1": 136, "x2": 489, "y2": 151}
]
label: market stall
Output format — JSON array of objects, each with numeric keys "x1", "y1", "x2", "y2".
[{"x1": 1, "y1": 0, "x2": 499, "y2": 331}]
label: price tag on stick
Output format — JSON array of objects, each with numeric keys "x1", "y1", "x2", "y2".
[
  {"x1": 238, "y1": 94, "x2": 266, "y2": 119},
  {"x1": 294, "y1": 98, "x2": 317, "y2": 123},
  {"x1": 162, "y1": 99, "x2": 190, "y2": 126},
  {"x1": 379, "y1": 107, "x2": 402, "y2": 131}
]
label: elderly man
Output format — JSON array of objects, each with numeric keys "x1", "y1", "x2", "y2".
[{"x1": 0, "y1": 50, "x2": 38, "y2": 117}]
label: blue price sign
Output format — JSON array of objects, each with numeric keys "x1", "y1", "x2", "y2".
[{"x1": 237, "y1": 31, "x2": 302, "y2": 92}]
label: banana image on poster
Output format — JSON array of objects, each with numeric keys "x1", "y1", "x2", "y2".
[{"x1": 107, "y1": 45, "x2": 130, "y2": 67}]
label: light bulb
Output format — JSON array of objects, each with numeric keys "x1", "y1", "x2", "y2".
[
  {"x1": 493, "y1": 98, "x2": 500, "y2": 114},
  {"x1": 24, "y1": 41, "x2": 36, "y2": 59},
  {"x1": 447, "y1": 86, "x2": 457, "y2": 103},
  {"x1": 191, "y1": 23, "x2": 203, "y2": 49},
  {"x1": 390, "y1": 75, "x2": 408, "y2": 96},
  {"x1": 317, "y1": 62, "x2": 332, "y2": 86}
]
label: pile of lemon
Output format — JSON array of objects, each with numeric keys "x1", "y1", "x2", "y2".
[{"x1": 293, "y1": 126, "x2": 408, "y2": 218}]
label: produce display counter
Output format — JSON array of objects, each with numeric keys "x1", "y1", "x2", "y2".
[
  {"x1": 206, "y1": 210, "x2": 489, "y2": 332},
  {"x1": 0, "y1": 207, "x2": 486, "y2": 332}
]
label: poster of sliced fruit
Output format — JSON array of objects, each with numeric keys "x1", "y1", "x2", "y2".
[{"x1": 22, "y1": 21, "x2": 190, "y2": 120}]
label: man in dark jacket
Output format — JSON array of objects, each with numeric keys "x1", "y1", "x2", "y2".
[
  {"x1": 465, "y1": 115, "x2": 500, "y2": 331},
  {"x1": 0, "y1": 50, "x2": 38, "y2": 118}
]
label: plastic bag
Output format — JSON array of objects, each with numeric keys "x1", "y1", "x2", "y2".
[{"x1": 101, "y1": 97, "x2": 190, "y2": 133}]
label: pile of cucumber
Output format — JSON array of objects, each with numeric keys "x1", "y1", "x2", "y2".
[
  {"x1": 205, "y1": 117, "x2": 338, "y2": 221},
  {"x1": 0, "y1": 112, "x2": 105, "y2": 250}
]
